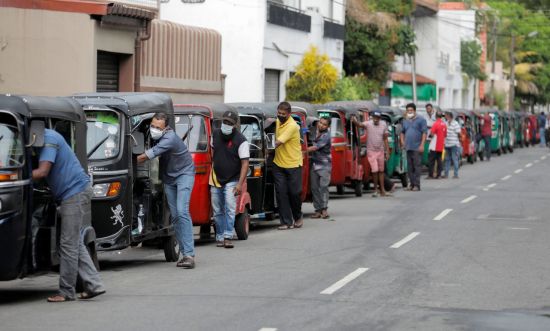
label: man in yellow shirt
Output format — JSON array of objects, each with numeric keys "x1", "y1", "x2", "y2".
[{"x1": 273, "y1": 102, "x2": 304, "y2": 229}]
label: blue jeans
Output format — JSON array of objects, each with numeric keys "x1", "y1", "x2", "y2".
[
  {"x1": 483, "y1": 135, "x2": 491, "y2": 160},
  {"x1": 445, "y1": 146, "x2": 459, "y2": 177},
  {"x1": 540, "y1": 128, "x2": 546, "y2": 146},
  {"x1": 211, "y1": 181, "x2": 237, "y2": 241},
  {"x1": 164, "y1": 174, "x2": 195, "y2": 257}
]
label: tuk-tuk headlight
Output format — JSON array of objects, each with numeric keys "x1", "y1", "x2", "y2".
[{"x1": 93, "y1": 182, "x2": 121, "y2": 197}]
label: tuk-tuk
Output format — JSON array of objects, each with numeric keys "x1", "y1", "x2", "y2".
[
  {"x1": 0, "y1": 95, "x2": 94, "y2": 280},
  {"x1": 73, "y1": 93, "x2": 179, "y2": 262},
  {"x1": 455, "y1": 110, "x2": 477, "y2": 163},
  {"x1": 318, "y1": 102, "x2": 364, "y2": 196},
  {"x1": 172, "y1": 103, "x2": 252, "y2": 240},
  {"x1": 528, "y1": 114, "x2": 539, "y2": 145},
  {"x1": 512, "y1": 111, "x2": 526, "y2": 148},
  {"x1": 379, "y1": 106, "x2": 408, "y2": 188},
  {"x1": 498, "y1": 111, "x2": 513, "y2": 154},
  {"x1": 477, "y1": 109, "x2": 503, "y2": 155}
]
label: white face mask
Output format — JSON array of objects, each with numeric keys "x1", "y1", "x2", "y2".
[
  {"x1": 150, "y1": 127, "x2": 164, "y2": 140},
  {"x1": 221, "y1": 123, "x2": 234, "y2": 135},
  {"x1": 407, "y1": 113, "x2": 415, "y2": 119}
]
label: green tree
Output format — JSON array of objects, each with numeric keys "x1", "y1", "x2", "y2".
[
  {"x1": 286, "y1": 46, "x2": 339, "y2": 104},
  {"x1": 461, "y1": 40, "x2": 487, "y2": 80}
]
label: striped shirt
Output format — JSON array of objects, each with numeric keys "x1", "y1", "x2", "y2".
[{"x1": 445, "y1": 120, "x2": 461, "y2": 147}]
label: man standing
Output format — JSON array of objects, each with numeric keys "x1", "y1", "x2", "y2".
[
  {"x1": 427, "y1": 111, "x2": 447, "y2": 179},
  {"x1": 210, "y1": 110, "x2": 249, "y2": 248},
  {"x1": 307, "y1": 117, "x2": 332, "y2": 219},
  {"x1": 273, "y1": 102, "x2": 303, "y2": 230},
  {"x1": 352, "y1": 111, "x2": 391, "y2": 197},
  {"x1": 137, "y1": 113, "x2": 196, "y2": 268},
  {"x1": 33, "y1": 129, "x2": 105, "y2": 302},
  {"x1": 480, "y1": 112, "x2": 492, "y2": 161},
  {"x1": 425, "y1": 104, "x2": 436, "y2": 128},
  {"x1": 443, "y1": 112, "x2": 462, "y2": 179},
  {"x1": 401, "y1": 103, "x2": 427, "y2": 191},
  {"x1": 538, "y1": 112, "x2": 547, "y2": 147}
]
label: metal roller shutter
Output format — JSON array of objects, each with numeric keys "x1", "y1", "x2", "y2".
[
  {"x1": 96, "y1": 51, "x2": 119, "y2": 92},
  {"x1": 264, "y1": 69, "x2": 280, "y2": 102}
]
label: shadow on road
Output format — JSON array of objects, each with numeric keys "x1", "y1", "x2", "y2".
[{"x1": 0, "y1": 289, "x2": 53, "y2": 305}]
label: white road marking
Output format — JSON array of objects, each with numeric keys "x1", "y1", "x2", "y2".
[
  {"x1": 534, "y1": 160, "x2": 540, "y2": 163},
  {"x1": 487, "y1": 183, "x2": 497, "y2": 188},
  {"x1": 461, "y1": 195, "x2": 477, "y2": 204},
  {"x1": 501, "y1": 175, "x2": 512, "y2": 181},
  {"x1": 542, "y1": 156, "x2": 547, "y2": 160},
  {"x1": 525, "y1": 163, "x2": 533, "y2": 168},
  {"x1": 514, "y1": 169, "x2": 523, "y2": 174},
  {"x1": 508, "y1": 227, "x2": 531, "y2": 230},
  {"x1": 433, "y1": 209, "x2": 453, "y2": 221},
  {"x1": 390, "y1": 232, "x2": 420, "y2": 248},
  {"x1": 320, "y1": 268, "x2": 369, "y2": 295},
  {"x1": 259, "y1": 328, "x2": 278, "y2": 331},
  {"x1": 482, "y1": 188, "x2": 490, "y2": 191}
]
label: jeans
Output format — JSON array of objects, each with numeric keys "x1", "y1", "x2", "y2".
[
  {"x1": 310, "y1": 166, "x2": 331, "y2": 212},
  {"x1": 211, "y1": 181, "x2": 237, "y2": 241},
  {"x1": 540, "y1": 128, "x2": 546, "y2": 146},
  {"x1": 483, "y1": 135, "x2": 491, "y2": 160},
  {"x1": 164, "y1": 174, "x2": 195, "y2": 257},
  {"x1": 58, "y1": 187, "x2": 104, "y2": 299},
  {"x1": 406, "y1": 150, "x2": 422, "y2": 188},
  {"x1": 428, "y1": 151, "x2": 443, "y2": 178},
  {"x1": 273, "y1": 164, "x2": 302, "y2": 225},
  {"x1": 445, "y1": 145, "x2": 460, "y2": 177}
]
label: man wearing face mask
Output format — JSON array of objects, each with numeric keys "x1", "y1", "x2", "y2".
[
  {"x1": 401, "y1": 103, "x2": 427, "y2": 191},
  {"x1": 210, "y1": 110, "x2": 249, "y2": 248},
  {"x1": 137, "y1": 113, "x2": 196, "y2": 268},
  {"x1": 273, "y1": 102, "x2": 303, "y2": 230}
]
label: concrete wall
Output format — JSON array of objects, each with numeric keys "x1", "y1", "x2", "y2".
[
  {"x1": 0, "y1": 8, "x2": 96, "y2": 96},
  {"x1": 160, "y1": 0, "x2": 266, "y2": 102}
]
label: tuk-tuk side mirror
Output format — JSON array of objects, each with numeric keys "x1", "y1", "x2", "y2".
[
  {"x1": 132, "y1": 131, "x2": 145, "y2": 155},
  {"x1": 266, "y1": 133, "x2": 276, "y2": 149},
  {"x1": 27, "y1": 120, "x2": 45, "y2": 147}
]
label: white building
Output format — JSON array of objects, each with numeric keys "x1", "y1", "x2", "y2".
[
  {"x1": 160, "y1": 0, "x2": 346, "y2": 102},
  {"x1": 393, "y1": 3, "x2": 477, "y2": 109}
]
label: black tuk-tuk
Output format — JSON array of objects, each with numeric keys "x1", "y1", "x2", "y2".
[
  {"x1": 0, "y1": 95, "x2": 93, "y2": 280},
  {"x1": 73, "y1": 93, "x2": 179, "y2": 262}
]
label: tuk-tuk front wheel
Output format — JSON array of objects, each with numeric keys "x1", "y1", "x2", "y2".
[
  {"x1": 354, "y1": 180, "x2": 363, "y2": 197},
  {"x1": 497, "y1": 148, "x2": 502, "y2": 156},
  {"x1": 336, "y1": 185, "x2": 344, "y2": 195},
  {"x1": 235, "y1": 210, "x2": 250, "y2": 240},
  {"x1": 399, "y1": 173, "x2": 408, "y2": 188},
  {"x1": 163, "y1": 235, "x2": 180, "y2": 262}
]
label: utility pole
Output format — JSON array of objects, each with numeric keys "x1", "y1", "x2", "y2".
[
  {"x1": 408, "y1": 16, "x2": 417, "y2": 104},
  {"x1": 508, "y1": 33, "x2": 515, "y2": 111},
  {"x1": 490, "y1": 18, "x2": 497, "y2": 107}
]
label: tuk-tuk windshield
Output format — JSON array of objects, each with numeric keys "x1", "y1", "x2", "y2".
[
  {"x1": 318, "y1": 111, "x2": 343, "y2": 138},
  {"x1": 0, "y1": 115, "x2": 24, "y2": 169},
  {"x1": 240, "y1": 116, "x2": 262, "y2": 150},
  {"x1": 175, "y1": 115, "x2": 208, "y2": 152},
  {"x1": 86, "y1": 111, "x2": 121, "y2": 160}
]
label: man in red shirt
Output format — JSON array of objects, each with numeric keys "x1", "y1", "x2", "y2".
[
  {"x1": 480, "y1": 112, "x2": 492, "y2": 161},
  {"x1": 427, "y1": 112, "x2": 447, "y2": 179}
]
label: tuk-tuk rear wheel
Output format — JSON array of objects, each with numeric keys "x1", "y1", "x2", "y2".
[
  {"x1": 235, "y1": 210, "x2": 250, "y2": 240},
  {"x1": 354, "y1": 180, "x2": 363, "y2": 197},
  {"x1": 399, "y1": 173, "x2": 408, "y2": 188},
  {"x1": 163, "y1": 235, "x2": 180, "y2": 262},
  {"x1": 336, "y1": 185, "x2": 344, "y2": 195}
]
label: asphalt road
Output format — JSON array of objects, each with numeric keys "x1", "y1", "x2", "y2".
[{"x1": 2, "y1": 147, "x2": 550, "y2": 331}]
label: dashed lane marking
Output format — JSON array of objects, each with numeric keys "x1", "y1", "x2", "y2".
[
  {"x1": 508, "y1": 227, "x2": 531, "y2": 230},
  {"x1": 433, "y1": 209, "x2": 453, "y2": 221},
  {"x1": 525, "y1": 163, "x2": 533, "y2": 168},
  {"x1": 259, "y1": 328, "x2": 278, "y2": 331},
  {"x1": 461, "y1": 195, "x2": 477, "y2": 204},
  {"x1": 487, "y1": 183, "x2": 497, "y2": 188},
  {"x1": 390, "y1": 232, "x2": 420, "y2": 248},
  {"x1": 501, "y1": 175, "x2": 512, "y2": 181},
  {"x1": 320, "y1": 268, "x2": 369, "y2": 295},
  {"x1": 514, "y1": 169, "x2": 523, "y2": 174}
]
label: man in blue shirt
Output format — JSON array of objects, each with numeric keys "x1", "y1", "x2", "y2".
[
  {"x1": 400, "y1": 103, "x2": 427, "y2": 191},
  {"x1": 538, "y1": 112, "x2": 547, "y2": 147},
  {"x1": 137, "y1": 113, "x2": 196, "y2": 268},
  {"x1": 33, "y1": 129, "x2": 105, "y2": 302}
]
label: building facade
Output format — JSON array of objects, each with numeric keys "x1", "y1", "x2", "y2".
[{"x1": 160, "y1": 0, "x2": 346, "y2": 102}]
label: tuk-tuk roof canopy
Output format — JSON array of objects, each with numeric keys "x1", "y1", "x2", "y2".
[
  {"x1": 0, "y1": 94, "x2": 84, "y2": 122},
  {"x1": 318, "y1": 103, "x2": 361, "y2": 119},
  {"x1": 230, "y1": 102, "x2": 308, "y2": 118},
  {"x1": 325, "y1": 100, "x2": 379, "y2": 113},
  {"x1": 73, "y1": 92, "x2": 173, "y2": 117},
  {"x1": 174, "y1": 103, "x2": 236, "y2": 118}
]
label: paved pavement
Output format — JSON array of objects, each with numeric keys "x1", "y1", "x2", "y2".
[{"x1": 2, "y1": 147, "x2": 550, "y2": 331}]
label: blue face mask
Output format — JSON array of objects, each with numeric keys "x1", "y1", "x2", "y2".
[{"x1": 221, "y1": 123, "x2": 233, "y2": 135}]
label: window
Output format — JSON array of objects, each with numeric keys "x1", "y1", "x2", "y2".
[
  {"x1": 0, "y1": 113, "x2": 24, "y2": 169},
  {"x1": 264, "y1": 69, "x2": 280, "y2": 102},
  {"x1": 175, "y1": 115, "x2": 208, "y2": 152},
  {"x1": 86, "y1": 111, "x2": 121, "y2": 160},
  {"x1": 240, "y1": 116, "x2": 263, "y2": 150}
]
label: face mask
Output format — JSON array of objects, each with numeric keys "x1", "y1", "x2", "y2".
[
  {"x1": 407, "y1": 113, "x2": 415, "y2": 119},
  {"x1": 150, "y1": 127, "x2": 164, "y2": 140},
  {"x1": 221, "y1": 123, "x2": 234, "y2": 135},
  {"x1": 278, "y1": 115, "x2": 288, "y2": 123}
]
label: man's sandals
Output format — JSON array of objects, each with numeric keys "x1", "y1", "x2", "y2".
[{"x1": 47, "y1": 290, "x2": 105, "y2": 302}]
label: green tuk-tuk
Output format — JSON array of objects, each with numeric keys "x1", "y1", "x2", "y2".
[{"x1": 379, "y1": 106, "x2": 408, "y2": 187}]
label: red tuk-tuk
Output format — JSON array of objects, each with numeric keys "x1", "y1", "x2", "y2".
[
  {"x1": 455, "y1": 110, "x2": 476, "y2": 163},
  {"x1": 173, "y1": 103, "x2": 252, "y2": 240},
  {"x1": 528, "y1": 114, "x2": 539, "y2": 145},
  {"x1": 317, "y1": 103, "x2": 364, "y2": 196}
]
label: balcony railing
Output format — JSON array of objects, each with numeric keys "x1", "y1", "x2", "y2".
[
  {"x1": 324, "y1": 19, "x2": 345, "y2": 40},
  {"x1": 267, "y1": 1, "x2": 311, "y2": 33}
]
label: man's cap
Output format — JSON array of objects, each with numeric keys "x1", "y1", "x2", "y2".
[
  {"x1": 222, "y1": 110, "x2": 239, "y2": 125},
  {"x1": 372, "y1": 111, "x2": 381, "y2": 117}
]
